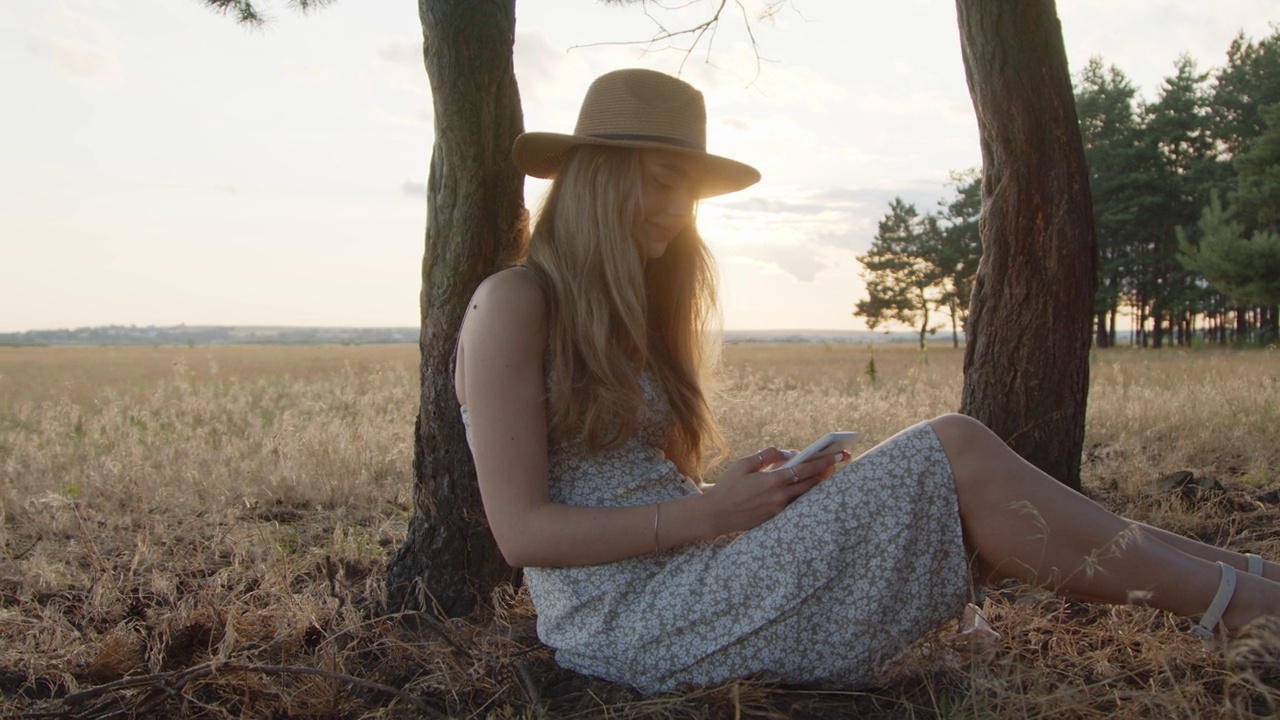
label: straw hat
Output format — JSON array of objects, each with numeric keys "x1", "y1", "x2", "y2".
[{"x1": 512, "y1": 69, "x2": 760, "y2": 198}]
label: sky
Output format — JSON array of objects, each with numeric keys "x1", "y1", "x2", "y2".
[{"x1": 2, "y1": 1, "x2": 1277, "y2": 333}]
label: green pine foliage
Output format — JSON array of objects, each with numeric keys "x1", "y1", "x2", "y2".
[
  {"x1": 853, "y1": 177, "x2": 981, "y2": 351},
  {"x1": 1179, "y1": 192, "x2": 1280, "y2": 308},
  {"x1": 1233, "y1": 104, "x2": 1280, "y2": 229},
  {"x1": 853, "y1": 200, "x2": 945, "y2": 350},
  {"x1": 1066, "y1": 26, "x2": 1280, "y2": 347},
  {"x1": 201, "y1": 0, "x2": 333, "y2": 26},
  {"x1": 1076, "y1": 57, "x2": 1144, "y2": 347}
]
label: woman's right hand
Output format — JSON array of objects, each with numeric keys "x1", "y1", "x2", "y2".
[{"x1": 699, "y1": 447, "x2": 845, "y2": 537}]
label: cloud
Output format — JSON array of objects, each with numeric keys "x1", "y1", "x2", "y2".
[
  {"x1": 402, "y1": 179, "x2": 427, "y2": 198},
  {"x1": 514, "y1": 29, "x2": 569, "y2": 100},
  {"x1": 704, "y1": 179, "x2": 958, "y2": 281},
  {"x1": 1058, "y1": 0, "x2": 1278, "y2": 99},
  {"x1": 377, "y1": 39, "x2": 427, "y2": 88},
  {"x1": 379, "y1": 41, "x2": 421, "y2": 70},
  {"x1": 369, "y1": 105, "x2": 433, "y2": 129},
  {"x1": 27, "y1": 4, "x2": 121, "y2": 86},
  {"x1": 856, "y1": 87, "x2": 973, "y2": 127},
  {"x1": 513, "y1": 28, "x2": 644, "y2": 129},
  {"x1": 721, "y1": 62, "x2": 850, "y2": 112},
  {"x1": 27, "y1": 32, "x2": 118, "y2": 85},
  {"x1": 281, "y1": 61, "x2": 331, "y2": 83},
  {"x1": 742, "y1": 243, "x2": 830, "y2": 283},
  {"x1": 720, "y1": 184, "x2": 944, "y2": 222}
]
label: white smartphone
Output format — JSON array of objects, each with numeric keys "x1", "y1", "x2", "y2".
[{"x1": 781, "y1": 431, "x2": 860, "y2": 469}]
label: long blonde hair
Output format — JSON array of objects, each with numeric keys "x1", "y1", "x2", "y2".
[{"x1": 524, "y1": 145, "x2": 724, "y2": 477}]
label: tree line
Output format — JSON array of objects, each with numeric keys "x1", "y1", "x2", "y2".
[{"x1": 857, "y1": 26, "x2": 1280, "y2": 348}]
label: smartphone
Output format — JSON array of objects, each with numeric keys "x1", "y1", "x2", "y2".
[{"x1": 781, "y1": 431, "x2": 860, "y2": 469}]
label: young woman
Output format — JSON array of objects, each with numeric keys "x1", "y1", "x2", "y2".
[{"x1": 453, "y1": 68, "x2": 1280, "y2": 694}]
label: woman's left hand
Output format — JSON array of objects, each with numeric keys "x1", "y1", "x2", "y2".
[{"x1": 698, "y1": 447, "x2": 847, "y2": 537}]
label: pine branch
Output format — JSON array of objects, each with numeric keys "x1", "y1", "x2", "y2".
[{"x1": 199, "y1": 0, "x2": 334, "y2": 27}]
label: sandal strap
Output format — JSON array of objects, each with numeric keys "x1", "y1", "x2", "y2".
[
  {"x1": 1246, "y1": 553, "x2": 1265, "y2": 576},
  {"x1": 1192, "y1": 562, "x2": 1237, "y2": 641}
]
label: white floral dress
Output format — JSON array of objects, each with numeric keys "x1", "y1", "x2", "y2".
[{"x1": 461, "y1": 374, "x2": 971, "y2": 694}]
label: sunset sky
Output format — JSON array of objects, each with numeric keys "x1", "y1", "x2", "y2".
[{"x1": 3, "y1": 1, "x2": 1277, "y2": 333}]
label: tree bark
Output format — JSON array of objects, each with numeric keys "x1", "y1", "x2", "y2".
[
  {"x1": 1159, "y1": 309, "x2": 1167, "y2": 348},
  {"x1": 951, "y1": 296, "x2": 960, "y2": 348},
  {"x1": 918, "y1": 289, "x2": 929, "y2": 350},
  {"x1": 386, "y1": 0, "x2": 526, "y2": 617},
  {"x1": 954, "y1": 0, "x2": 1099, "y2": 491}
]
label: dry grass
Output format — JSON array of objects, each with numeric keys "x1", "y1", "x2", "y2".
[{"x1": 1, "y1": 342, "x2": 1279, "y2": 718}]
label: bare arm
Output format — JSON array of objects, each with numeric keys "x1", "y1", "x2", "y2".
[{"x1": 458, "y1": 268, "x2": 839, "y2": 568}]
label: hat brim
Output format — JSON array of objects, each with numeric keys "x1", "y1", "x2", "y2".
[{"x1": 512, "y1": 132, "x2": 760, "y2": 198}]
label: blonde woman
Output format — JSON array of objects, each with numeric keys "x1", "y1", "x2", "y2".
[{"x1": 453, "y1": 68, "x2": 1280, "y2": 693}]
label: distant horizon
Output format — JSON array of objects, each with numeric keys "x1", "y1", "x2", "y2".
[
  {"x1": 0, "y1": 323, "x2": 938, "y2": 345},
  {"x1": 0, "y1": 321, "x2": 1185, "y2": 348},
  {"x1": 8, "y1": 320, "x2": 1171, "y2": 340},
  {"x1": 0, "y1": 322, "x2": 929, "y2": 335}
]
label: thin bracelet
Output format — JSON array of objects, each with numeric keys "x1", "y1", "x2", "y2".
[{"x1": 653, "y1": 502, "x2": 662, "y2": 553}]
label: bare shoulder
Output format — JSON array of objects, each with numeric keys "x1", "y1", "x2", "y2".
[
  {"x1": 465, "y1": 267, "x2": 547, "y2": 339},
  {"x1": 470, "y1": 267, "x2": 544, "y2": 317},
  {"x1": 457, "y1": 268, "x2": 547, "y2": 406}
]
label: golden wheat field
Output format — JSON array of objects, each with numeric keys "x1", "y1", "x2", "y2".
[{"x1": 2, "y1": 342, "x2": 1279, "y2": 718}]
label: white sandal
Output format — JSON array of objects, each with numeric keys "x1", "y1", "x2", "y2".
[
  {"x1": 1245, "y1": 552, "x2": 1265, "y2": 576},
  {"x1": 1192, "y1": 561, "x2": 1238, "y2": 649}
]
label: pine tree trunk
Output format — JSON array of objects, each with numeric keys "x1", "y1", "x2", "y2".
[
  {"x1": 954, "y1": 0, "x2": 1099, "y2": 491},
  {"x1": 1152, "y1": 305, "x2": 1165, "y2": 349},
  {"x1": 918, "y1": 289, "x2": 929, "y2": 350},
  {"x1": 951, "y1": 296, "x2": 960, "y2": 348},
  {"x1": 385, "y1": 0, "x2": 526, "y2": 618}
]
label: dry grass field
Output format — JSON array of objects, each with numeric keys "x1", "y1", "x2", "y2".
[{"x1": 2, "y1": 342, "x2": 1279, "y2": 718}]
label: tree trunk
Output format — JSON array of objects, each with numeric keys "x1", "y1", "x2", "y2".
[
  {"x1": 954, "y1": 0, "x2": 1099, "y2": 491},
  {"x1": 1152, "y1": 305, "x2": 1164, "y2": 349},
  {"x1": 918, "y1": 289, "x2": 930, "y2": 350},
  {"x1": 386, "y1": 0, "x2": 526, "y2": 618},
  {"x1": 951, "y1": 296, "x2": 960, "y2": 348}
]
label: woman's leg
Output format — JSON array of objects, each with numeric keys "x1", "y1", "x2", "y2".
[
  {"x1": 929, "y1": 413, "x2": 1280, "y2": 633},
  {"x1": 1131, "y1": 521, "x2": 1280, "y2": 581}
]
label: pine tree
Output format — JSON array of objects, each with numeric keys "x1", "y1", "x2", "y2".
[
  {"x1": 1075, "y1": 58, "x2": 1143, "y2": 347},
  {"x1": 1212, "y1": 27, "x2": 1280, "y2": 160},
  {"x1": 1178, "y1": 193, "x2": 1280, "y2": 326},
  {"x1": 937, "y1": 170, "x2": 983, "y2": 348},
  {"x1": 1132, "y1": 56, "x2": 1224, "y2": 347},
  {"x1": 1233, "y1": 104, "x2": 1280, "y2": 230},
  {"x1": 854, "y1": 199, "x2": 946, "y2": 350}
]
